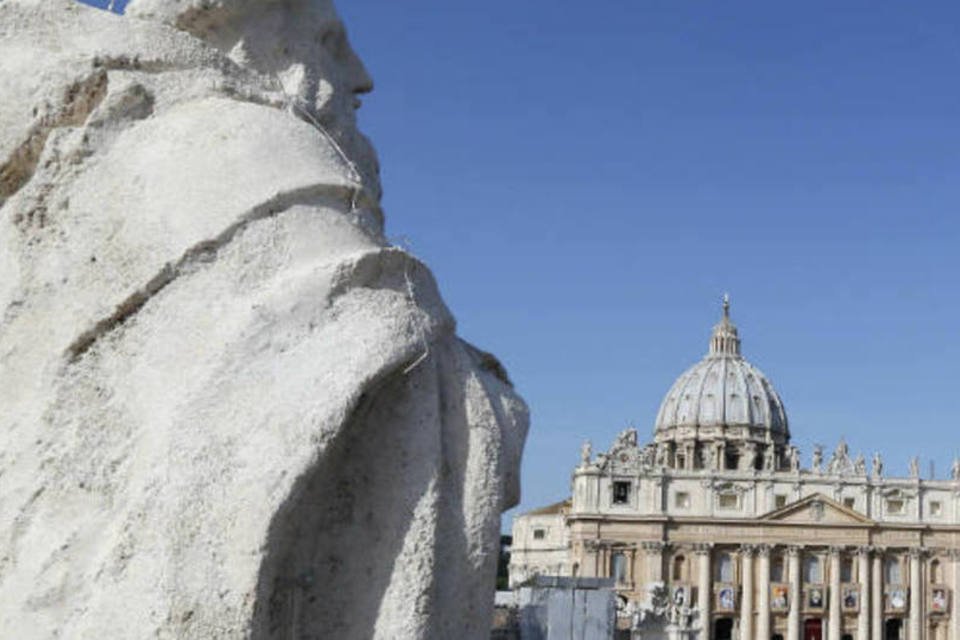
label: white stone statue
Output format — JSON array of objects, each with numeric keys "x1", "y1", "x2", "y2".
[
  {"x1": 785, "y1": 445, "x2": 799, "y2": 473},
  {"x1": 952, "y1": 458, "x2": 960, "y2": 481},
  {"x1": 616, "y1": 427, "x2": 639, "y2": 449},
  {"x1": 910, "y1": 456, "x2": 921, "y2": 478},
  {"x1": 873, "y1": 452, "x2": 884, "y2": 478},
  {"x1": 854, "y1": 453, "x2": 866, "y2": 476},
  {"x1": 827, "y1": 439, "x2": 850, "y2": 475},
  {"x1": 0, "y1": 1, "x2": 528, "y2": 638},
  {"x1": 581, "y1": 440, "x2": 593, "y2": 466},
  {"x1": 812, "y1": 445, "x2": 824, "y2": 473}
]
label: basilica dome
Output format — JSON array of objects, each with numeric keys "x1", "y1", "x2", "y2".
[{"x1": 654, "y1": 298, "x2": 788, "y2": 440}]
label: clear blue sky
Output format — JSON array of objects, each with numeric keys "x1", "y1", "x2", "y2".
[{"x1": 85, "y1": 1, "x2": 960, "y2": 529}]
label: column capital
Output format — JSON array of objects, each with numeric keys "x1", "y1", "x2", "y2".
[
  {"x1": 740, "y1": 544, "x2": 757, "y2": 557},
  {"x1": 946, "y1": 548, "x2": 960, "y2": 561},
  {"x1": 641, "y1": 541, "x2": 670, "y2": 554},
  {"x1": 856, "y1": 545, "x2": 873, "y2": 557},
  {"x1": 786, "y1": 544, "x2": 803, "y2": 557},
  {"x1": 693, "y1": 542, "x2": 714, "y2": 556},
  {"x1": 828, "y1": 545, "x2": 845, "y2": 556},
  {"x1": 908, "y1": 546, "x2": 928, "y2": 559},
  {"x1": 756, "y1": 543, "x2": 773, "y2": 557}
]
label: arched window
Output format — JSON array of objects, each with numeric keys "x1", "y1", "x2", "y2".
[
  {"x1": 673, "y1": 555, "x2": 686, "y2": 581},
  {"x1": 885, "y1": 557, "x2": 902, "y2": 584},
  {"x1": 803, "y1": 556, "x2": 822, "y2": 583},
  {"x1": 611, "y1": 552, "x2": 628, "y2": 584},
  {"x1": 715, "y1": 553, "x2": 734, "y2": 583},
  {"x1": 931, "y1": 559, "x2": 942, "y2": 583}
]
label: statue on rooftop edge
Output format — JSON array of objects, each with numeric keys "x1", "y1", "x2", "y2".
[
  {"x1": 910, "y1": 457, "x2": 921, "y2": 478},
  {"x1": 788, "y1": 446, "x2": 800, "y2": 473},
  {"x1": 854, "y1": 453, "x2": 866, "y2": 476},
  {"x1": 581, "y1": 440, "x2": 592, "y2": 466},
  {"x1": 0, "y1": 1, "x2": 528, "y2": 638},
  {"x1": 812, "y1": 444, "x2": 823, "y2": 474}
]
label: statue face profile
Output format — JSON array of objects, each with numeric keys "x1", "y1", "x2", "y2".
[{"x1": 127, "y1": 0, "x2": 381, "y2": 197}]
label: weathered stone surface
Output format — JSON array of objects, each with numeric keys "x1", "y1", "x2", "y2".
[{"x1": 0, "y1": 1, "x2": 528, "y2": 637}]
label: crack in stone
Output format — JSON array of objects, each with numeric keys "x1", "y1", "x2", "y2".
[
  {"x1": 0, "y1": 71, "x2": 108, "y2": 204},
  {"x1": 64, "y1": 184, "x2": 368, "y2": 362}
]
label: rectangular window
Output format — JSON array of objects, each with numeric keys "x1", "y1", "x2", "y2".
[
  {"x1": 533, "y1": 528, "x2": 546, "y2": 540},
  {"x1": 840, "y1": 558, "x2": 853, "y2": 582},
  {"x1": 930, "y1": 501, "x2": 942, "y2": 516},
  {"x1": 610, "y1": 552, "x2": 627, "y2": 584},
  {"x1": 804, "y1": 556, "x2": 823, "y2": 583},
  {"x1": 675, "y1": 492, "x2": 691, "y2": 509},
  {"x1": 775, "y1": 494, "x2": 787, "y2": 509},
  {"x1": 843, "y1": 497, "x2": 856, "y2": 509},
  {"x1": 613, "y1": 481, "x2": 631, "y2": 505},
  {"x1": 718, "y1": 493, "x2": 739, "y2": 510},
  {"x1": 770, "y1": 557, "x2": 785, "y2": 582},
  {"x1": 887, "y1": 499, "x2": 904, "y2": 515}
]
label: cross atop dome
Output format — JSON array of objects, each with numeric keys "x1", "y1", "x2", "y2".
[{"x1": 710, "y1": 294, "x2": 741, "y2": 356}]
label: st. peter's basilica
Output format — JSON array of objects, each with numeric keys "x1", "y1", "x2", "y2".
[{"x1": 511, "y1": 299, "x2": 960, "y2": 640}]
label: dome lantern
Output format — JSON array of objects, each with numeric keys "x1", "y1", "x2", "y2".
[{"x1": 709, "y1": 294, "x2": 741, "y2": 357}]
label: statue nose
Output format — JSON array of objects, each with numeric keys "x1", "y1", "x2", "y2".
[{"x1": 345, "y1": 48, "x2": 373, "y2": 95}]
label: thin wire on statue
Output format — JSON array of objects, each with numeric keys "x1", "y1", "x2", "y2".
[{"x1": 272, "y1": 73, "x2": 365, "y2": 213}]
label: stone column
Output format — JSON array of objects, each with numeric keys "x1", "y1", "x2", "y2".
[
  {"x1": 788, "y1": 546, "x2": 802, "y2": 640},
  {"x1": 910, "y1": 548, "x2": 923, "y2": 640},
  {"x1": 950, "y1": 550, "x2": 960, "y2": 640},
  {"x1": 858, "y1": 546, "x2": 871, "y2": 640},
  {"x1": 582, "y1": 539, "x2": 600, "y2": 578},
  {"x1": 829, "y1": 547, "x2": 842, "y2": 640},
  {"x1": 643, "y1": 541, "x2": 667, "y2": 604},
  {"x1": 758, "y1": 545, "x2": 772, "y2": 640},
  {"x1": 742, "y1": 545, "x2": 755, "y2": 640},
  {"x1": 872, "y1": 550, "x2": 883, "y2": 640},
  {"x1": 654, "y1": 543, "x2": 668, "y2": 583},
  {"x1": 697, "y1": 544, "x2": 713, "y2": 640}
]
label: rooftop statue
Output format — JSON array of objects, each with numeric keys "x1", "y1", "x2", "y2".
[{"x1": 0, "y1": 1, "x2": 528, "y2": 637}]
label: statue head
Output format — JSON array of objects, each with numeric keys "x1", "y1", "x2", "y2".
[{"x1": 126, "y1": 0, "x2": 379, "y2": 198}]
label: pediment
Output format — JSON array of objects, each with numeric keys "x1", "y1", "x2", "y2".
[{"x1": 760, "y1": 493, "x2": 874, "y2": 525}]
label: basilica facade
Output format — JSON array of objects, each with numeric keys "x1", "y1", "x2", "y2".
[{"x1": 510, "y1": 300, "x2": 960, "y2": 640}]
